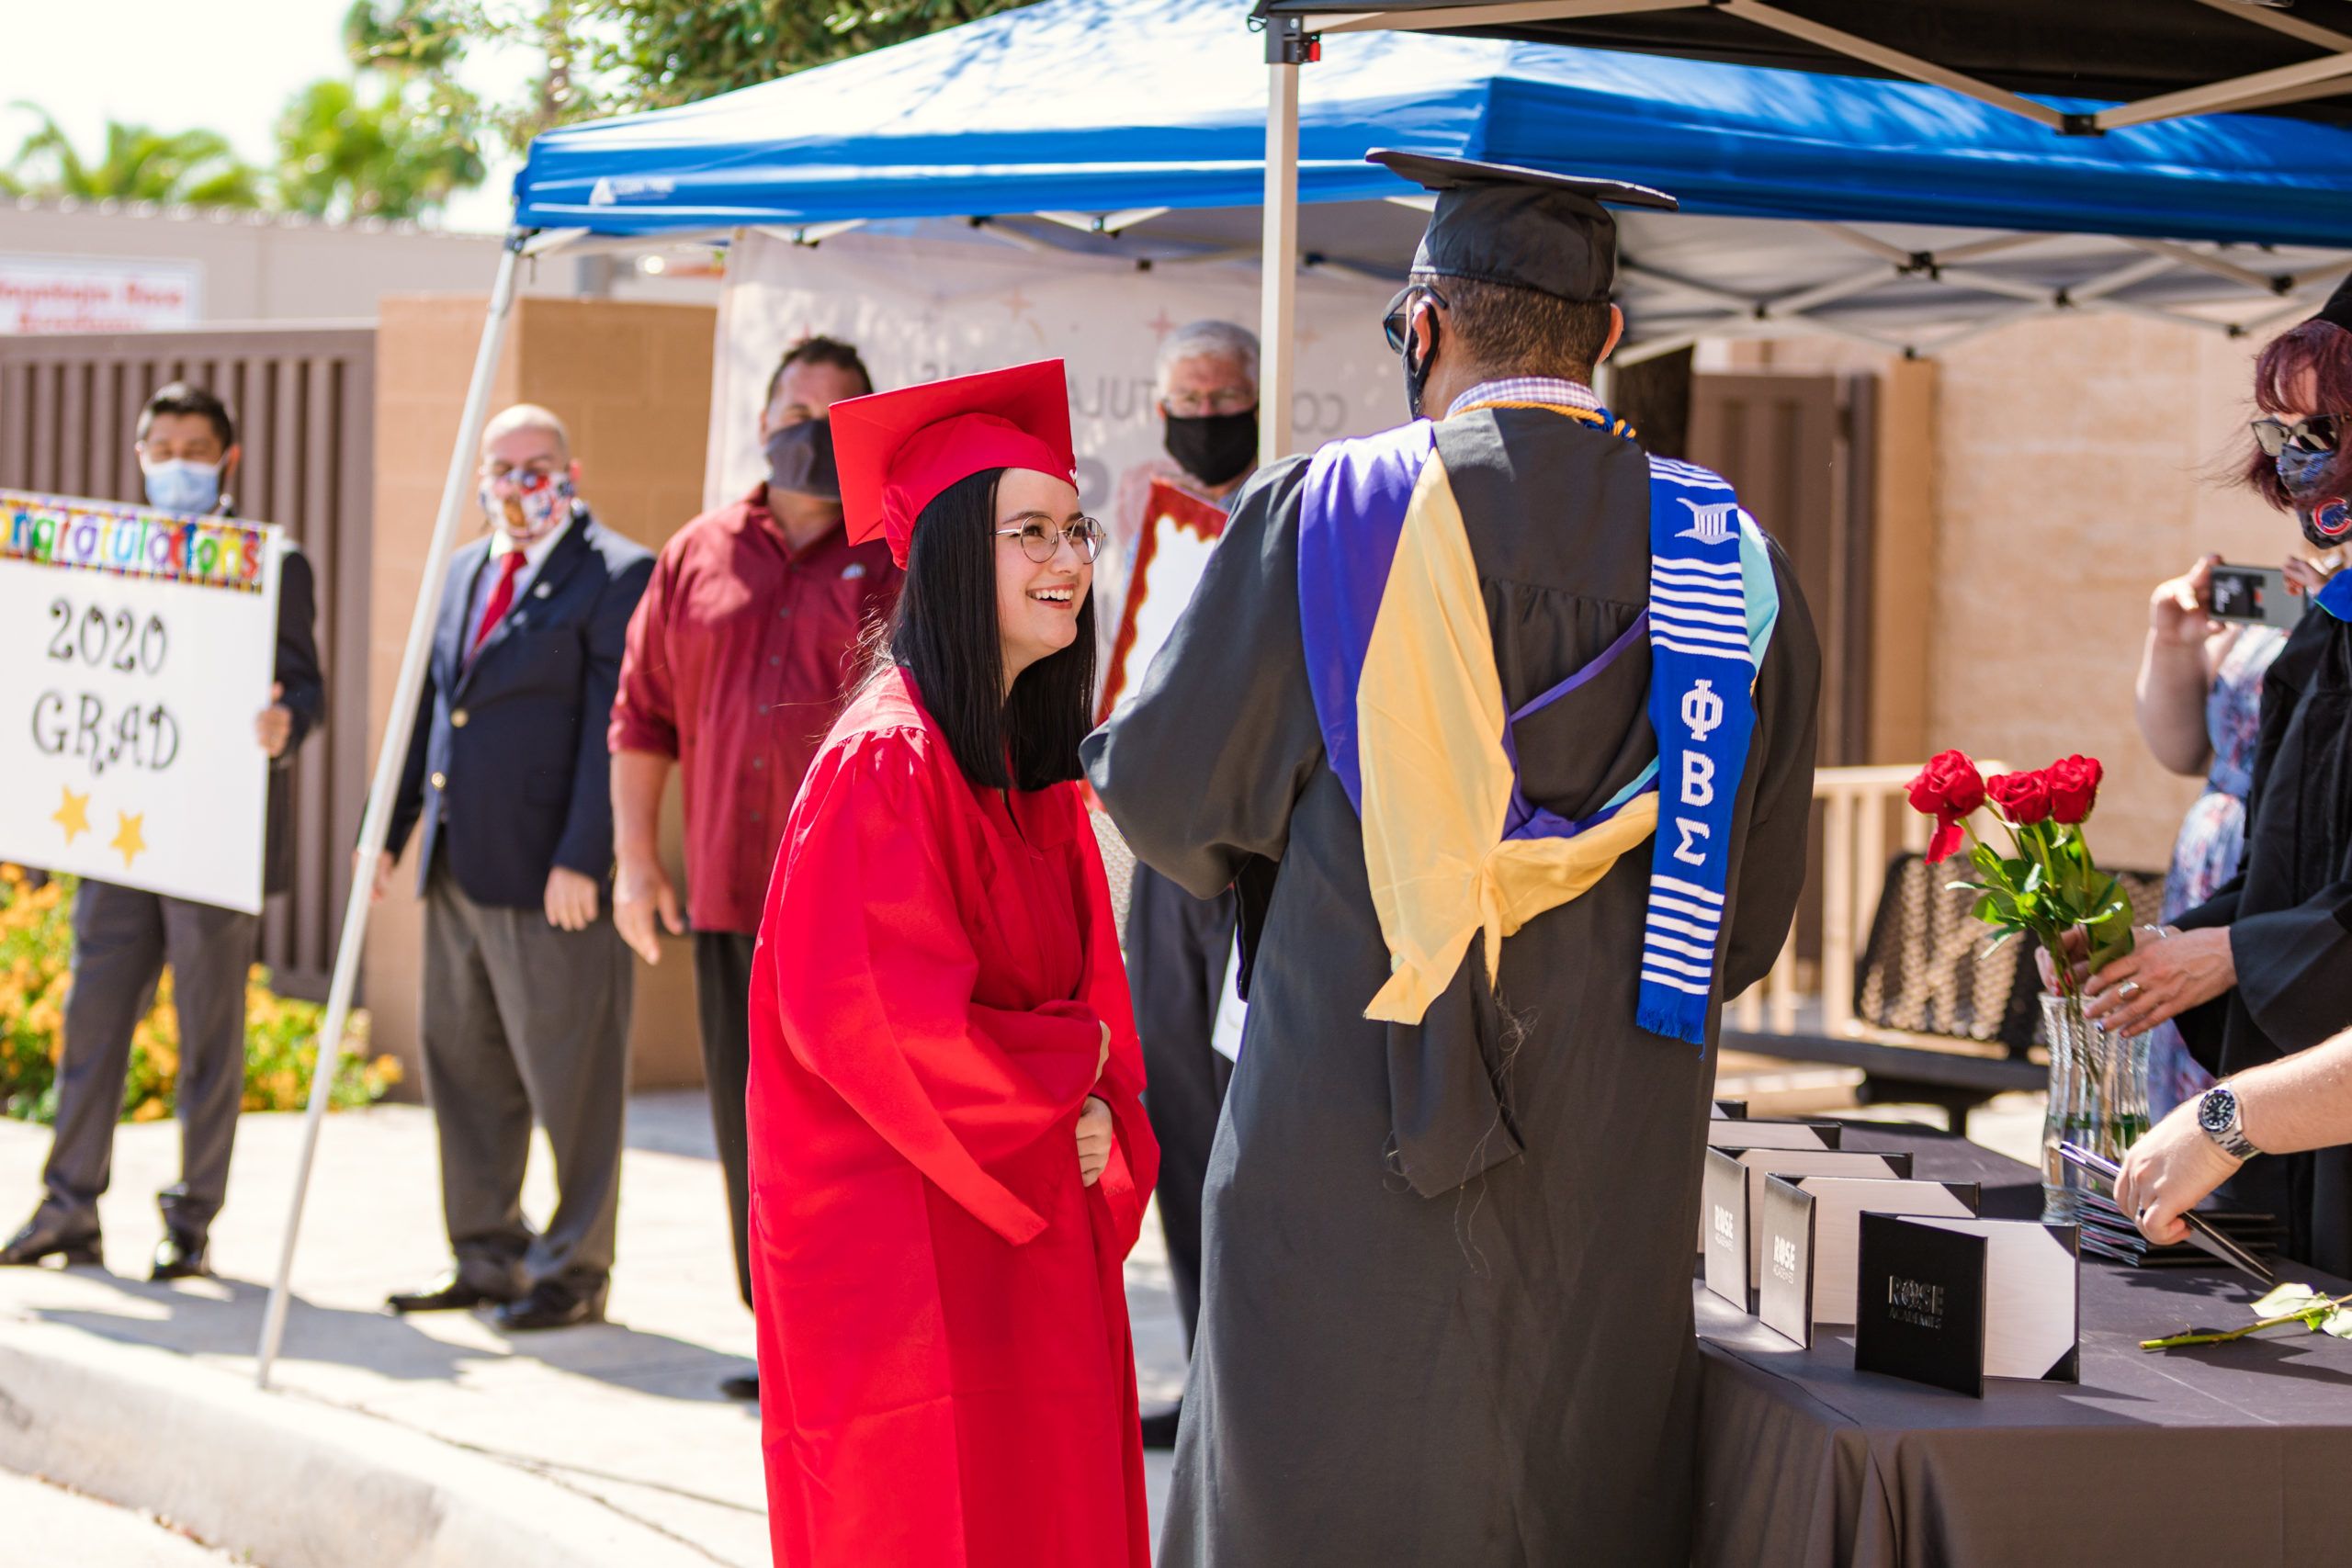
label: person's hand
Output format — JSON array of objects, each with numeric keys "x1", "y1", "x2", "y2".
[
  {"x1": 2148, "y1": 555, "x2": 2220, "y2": 646},
  {"x1": 359, "y1": 848, "x2": 395, "y2": 904},
  {"x1": 545, "y1": 866, "x2": 599, "y2": 931},
  {"x1": 1076, "y1": 1096, "x2": 1114, "y2": 1187},
  {"x1": 2114, "y1": 1098, "x2": 2242, "y2": 1246},
  {"x1": 254, "y1": 682, "x2": 293, "y2": 758},
  {"x1": 2082, "y1": 926, "x2": 2237, "y2": 1036},
  {"x1": 2285, "y1": 551, "x2": 2342, "y2": 599},
  {"x1": 1096, "y1": 1021, "x2": 1111, "y2": 1082},
  {"x1": 2033, "y1": 927, "x2": 2091, "y2": 994},
  {"x1": 614, "y1": 853, "x2": 683, "y2": 964}
]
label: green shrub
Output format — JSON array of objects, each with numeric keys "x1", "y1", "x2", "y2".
[{"x1": 0, "y1": 865, "x2": 399, "y2": 1124}]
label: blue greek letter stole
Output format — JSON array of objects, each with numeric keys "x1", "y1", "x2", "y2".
[{"x1": 1297, "y1": 411, "x2": 1777, "y2": 1044}]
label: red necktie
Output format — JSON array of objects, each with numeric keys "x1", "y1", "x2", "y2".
[{"x1": 471, "y1": 550, "x2": 527, "y2": 657}]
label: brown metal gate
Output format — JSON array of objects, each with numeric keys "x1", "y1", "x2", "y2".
[
  {"x1": 1690, "y1": 371, "x2": 1875, "y2": 766},
  {"x1": 0, "y1": 328, "x2": 376, "y2": 999},
  {"x1": 1689, "y1": 371, "x2": 1880, "y2": 975}
]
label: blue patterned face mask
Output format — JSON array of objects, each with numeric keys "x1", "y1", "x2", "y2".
[{"x1": 2278, "y1": 441, "x2": 2335, "y2": 497}]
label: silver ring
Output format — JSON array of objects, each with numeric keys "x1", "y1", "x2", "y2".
[{"x1": 2119, "y1": 980, "x2": 2142, "y2": 999}]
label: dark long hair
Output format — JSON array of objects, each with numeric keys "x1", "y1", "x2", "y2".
[{"x1": 867, "y1": 468, "x2": 1097, "y2": 791}]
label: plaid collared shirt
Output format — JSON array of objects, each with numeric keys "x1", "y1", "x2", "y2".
[{"x1": 1445, "y1": 377, "x2": 1602, "y2": 417}]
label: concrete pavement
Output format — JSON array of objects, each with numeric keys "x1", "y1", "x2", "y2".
[
  {"x1": 0, "y1": 1080, "x2": 2041, "y2": 1566},
  {"x1": 0, "y1": 1092, "x2": 1184, "y2": 1567},
  {"x1": 0, "y1": 1466, "x2": 243, "y2": 1565}
]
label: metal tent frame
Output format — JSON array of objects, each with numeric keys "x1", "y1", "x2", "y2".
[
  {"x1": 1250, "y1": 0, "x2": 2352, "y2": 455},
  {"x1": 1257, "y1": 0, "x2": 2352, "y2": 134}
]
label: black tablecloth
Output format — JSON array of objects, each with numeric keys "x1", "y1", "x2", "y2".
[{"x1": 1695, "y1": 1122, "x2": 2352, "y2": 1567}]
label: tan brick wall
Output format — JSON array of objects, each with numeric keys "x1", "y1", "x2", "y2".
[
  {"x1": 1928, "y1": 314, "x2": 2278, "y2": 874},
  {"x1": 363, "y1": 295, "x2": 716, "y2": 1092},
  {"x1": 1741, "y1": 318, "x2": 2289, "y2": 875}
]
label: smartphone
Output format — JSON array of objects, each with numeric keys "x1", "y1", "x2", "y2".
[{"x1": 2209, "y1": 563, "x2": 2304, "y2": 631}]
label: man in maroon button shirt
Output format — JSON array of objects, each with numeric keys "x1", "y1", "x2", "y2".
[{"x1": 608, "y1": 336, "x2": 900, "y2": 1400}]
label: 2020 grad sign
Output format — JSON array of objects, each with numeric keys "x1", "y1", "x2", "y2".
[{"x1": 0, "y1": 491, "x2": 282, "y2": 914}]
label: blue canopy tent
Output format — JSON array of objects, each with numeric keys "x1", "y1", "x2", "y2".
[
  {"x1": 256, "y1": 0, "x2": 2352, "y2": 1383},
  {"x1": 512, "y1": 0, "x2": 2352, "y2": 246},
  {"x1": 504, "y1": 0, "x2": 2352, "y2": 445}
]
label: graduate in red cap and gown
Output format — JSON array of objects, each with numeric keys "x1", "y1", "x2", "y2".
[{"x1": 745, "y1": 360, "x2": 1159, "y2": 1568}]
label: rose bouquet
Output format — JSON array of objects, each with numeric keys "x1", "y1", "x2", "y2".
[
  {"x1": 1905, "y1": 750, "x2": 2135, "y2": 992},
  {"x1": 1906, "y1": 750, "x2": 2148, "y2": 1217}
]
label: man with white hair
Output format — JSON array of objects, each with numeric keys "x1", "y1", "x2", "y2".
[
  {"x1": 1100, "y1": 319, "x2": 1260, "y2": 1448},
  {"x1": 1097, "y1": 319, "x2": 1262, "y2": 674},
  {"x1": 372, "y1": 403, "x2": 653, "y2": 1331}
]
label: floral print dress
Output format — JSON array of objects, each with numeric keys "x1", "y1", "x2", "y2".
[{"x1": 2151, "y1": 625, "x2": 2288, "y2": 1115}]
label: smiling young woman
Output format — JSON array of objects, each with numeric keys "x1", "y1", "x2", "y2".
[{"x1": 741, "y1": 362, "x2": 1157, "y2": 1568}]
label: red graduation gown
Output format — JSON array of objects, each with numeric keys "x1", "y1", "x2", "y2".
[{"x1": 748, "y1": 668, "x2": 1159, "y2": 1567}]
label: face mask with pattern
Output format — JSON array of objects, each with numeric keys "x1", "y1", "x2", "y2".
[
  {"x1": 481, "y1": 468, "x2": 574, "y2": 544},
  {"x1": 2278, "y1": 444, "x2": 2351, "y2": 549}
]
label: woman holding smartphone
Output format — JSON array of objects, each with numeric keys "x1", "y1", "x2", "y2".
[
  {"x1": 2085, "y1": 278, "x2": 2352, "y2": 1272},
  {"x1": 2131, "y1": 555, "x2": 2301, "y2": 1117},
  {"x1": 744, "y1": 363, "x2": 1157, "y2": 1567}
]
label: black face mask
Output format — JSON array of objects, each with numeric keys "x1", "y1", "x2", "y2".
[
  {"x1": 1401, "y1": 308, "x2": 1440, "y2": 422},
  {"x1": 764, "y1": 419, "x2": 839, "y2": 501},
  {"x1": 1163, "y1": 407, "x2": 1259, "y2": 489}
]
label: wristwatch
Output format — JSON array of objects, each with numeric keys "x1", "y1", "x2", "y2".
[{"x1": 2197, "y1": 1084, "x2": 2262, "y2": 1161}]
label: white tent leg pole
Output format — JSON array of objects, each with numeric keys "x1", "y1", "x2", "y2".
[
  {"x1": 255, "y1": 238, "x2": 526, "y2": 1391},
  {"x1": 1261, "y1": 39, "x2": 1303, "y2": 460}
]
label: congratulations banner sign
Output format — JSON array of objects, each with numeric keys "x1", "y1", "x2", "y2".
[{"x1": 0, "y1": 491, "x2": 282, "y2": 914}]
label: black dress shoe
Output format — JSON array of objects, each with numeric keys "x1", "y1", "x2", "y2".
[
  {"x1": 1139, "y1": 1399, "x2": 1182, "y2": 1450},
  {"x1": 493, "y1": 1278, "x2": 607, "y2": 1332},
  {"x1": 720, "y1": 1371, "x2": 759, "y2": 1402},
  {"x1": 386, "y1": 1271, "x2": 512, "y2": 1314},
  {"x1": 150, "y1": 1230, "x2": 210, "y2": 1281},
  {"x1": 0, "y1": 1215, "x2": 102, "y2": 1269}
]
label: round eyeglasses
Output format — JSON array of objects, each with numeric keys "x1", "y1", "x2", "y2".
[
  {"x1": 995, "y1": 516, "x2": 1105, "y2": 564},
  {"x1": 2252, "y1": 412, "x2": 2345, "y2": 457},
  {"x1": 1163, "y1": 389, "x2": 1257, "y2": 418}
]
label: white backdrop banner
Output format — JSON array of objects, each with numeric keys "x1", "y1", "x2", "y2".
[
  {"x1": 704, "y1": 228, "x2": 1404, "y2": 514},
  {"x1": 0, "y1": 492, "x2": 282, "y2": 913}
]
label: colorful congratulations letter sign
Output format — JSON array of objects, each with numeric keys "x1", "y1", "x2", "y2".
[{"x1": 0, "y1": 491, "x2": 283, "y2": 914}]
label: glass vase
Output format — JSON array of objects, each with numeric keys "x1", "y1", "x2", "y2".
[{"x1": 2038, "y1": 991, "x2": 2152, "y2": 1224}]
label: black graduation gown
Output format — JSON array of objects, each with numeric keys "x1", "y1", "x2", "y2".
[
  {"x1": 1082, "y1": 407, "x2": 1821, "y2": 1566},
  {"x1": 2176, "y1": 606, "x2": 2352, "y2": 1273}
]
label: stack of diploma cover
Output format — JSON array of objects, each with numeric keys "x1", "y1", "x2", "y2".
[
  {"x1": 2061, "y1": 1143, "x2": 2278, "y2": 1276},
  {"x1": 1697, "y1": 1119, "x2": 2082, "y2": 1397}
]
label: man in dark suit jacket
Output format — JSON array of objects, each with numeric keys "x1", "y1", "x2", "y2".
[
  {"x1": 373, "y1": 404, "x2": 653, "y2": 1331},
  {"x1": 1, "y1": 382, "x2": 326, "y2": 1282}
]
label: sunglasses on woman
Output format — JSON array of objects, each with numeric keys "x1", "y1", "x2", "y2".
[
  {"x1": 1381, "y1": 284, "x2": 1449, "y2": 355},
  {"x1": 995, "y1": 516, "x2": 1105, "y2": 564},
  {"x1": 2252, "y1": 412, "x2": 2345, "y2": 457}
]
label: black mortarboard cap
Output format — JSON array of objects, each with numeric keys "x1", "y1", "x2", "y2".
[
  {"x1": 2314, "y1": 274, "x2": 2352, "y2": 333},
  {"x1": 1368, "y1": 149, "x2": 1679, "y2": 304}
]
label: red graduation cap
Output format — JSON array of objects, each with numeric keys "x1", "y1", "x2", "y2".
[{"x1": 832, "y1": 360, "x2": 1077, "y2": 567}]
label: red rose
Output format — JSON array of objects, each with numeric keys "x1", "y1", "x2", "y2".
[
  {"x1": 1906, "y1": 750, "x2": 1985, "y2": 818},
  {"x1": 1985, "y1": 769, "x2": 2053, "y2": 827},
  {"x1": 2044, "y1": 754, "x2": 2104, "y2": 825},
  {"x1": 1905, "y1": 750, "x2": 1985, "y2": 863}
]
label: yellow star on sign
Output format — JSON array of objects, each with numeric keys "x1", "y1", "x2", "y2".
[
  {"x1": 52, "y1": 788, "x2": 91, "y2": 845},
  {"x1": 109, "y1": 812, "x2": 147, "y2": 870}
]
